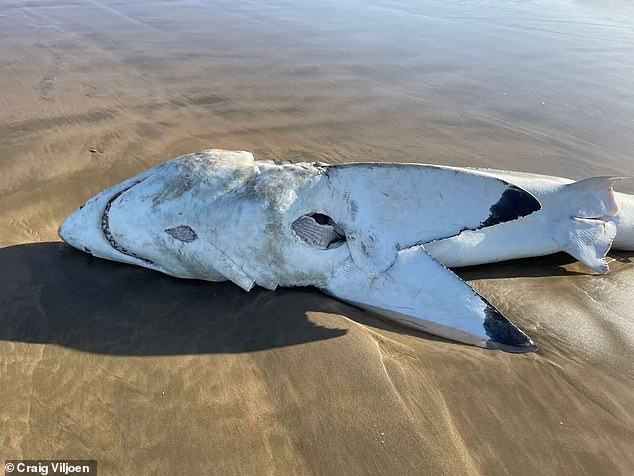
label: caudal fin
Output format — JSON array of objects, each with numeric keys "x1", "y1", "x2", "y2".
[
  {"x1": 562, "y1": 218, "x2": 617, "y2": 273},
  {"x1": 563, "y1": 176, "x2": 625, "y2": 218}
]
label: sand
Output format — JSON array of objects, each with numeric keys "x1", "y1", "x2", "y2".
[{"x1": 1, "y1": 0, "x2": 633, "y2": 474}]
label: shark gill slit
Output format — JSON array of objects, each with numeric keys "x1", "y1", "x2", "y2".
[{"x1": 101, "y1": 181, "x2": 155, "y2": 265}]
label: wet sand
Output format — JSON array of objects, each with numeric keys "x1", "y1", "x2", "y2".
[{"x1": 1, "y1": 0, "x2": 634, "y2": 474}]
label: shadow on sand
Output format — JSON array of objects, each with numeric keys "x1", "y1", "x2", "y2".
[
  {"x1": 3, "y1": 242, "x2": 629, "y2": 356},
  {"x1": 0, "y1": 242, "x2": 351, "y2": 355},
  {"x1": 454, "y1": 250, "x2": 634, "y2": 281}
]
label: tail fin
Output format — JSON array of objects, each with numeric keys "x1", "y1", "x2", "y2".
[
  {"x1": 562, "y1": 218, "x2": 617, "y2": 273},
  {"x1": 563, "y1": 176, "x2": 625, "y2": 218}
]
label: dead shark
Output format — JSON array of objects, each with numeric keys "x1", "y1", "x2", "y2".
[{"x1": 59, "y1": 149, "x2": 544, "y2": 352}]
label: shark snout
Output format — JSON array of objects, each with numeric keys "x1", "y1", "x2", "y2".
[
  {"x1": 59, "y1": 174, "x2": 151, "y2": 262},
  {"x1": 59, "y1": 199, "x2": 101, "y2": 254}
]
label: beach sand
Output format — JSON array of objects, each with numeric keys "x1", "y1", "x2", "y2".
[{"x1": 1, "y1": 0, "x2": 633, "y2": 474}]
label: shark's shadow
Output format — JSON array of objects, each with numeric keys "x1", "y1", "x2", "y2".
[
  {"x1": 454, "y1": 250, "x2": 634, "y2": 280},
  {"x1": 0, "y1": 242, "x2": 351, "y2": 355},
  {"x1": 2, "y1": 242, "x2": 631, "y2": 356}
]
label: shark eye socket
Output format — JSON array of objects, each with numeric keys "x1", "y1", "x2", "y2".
[{"x1": 292, "y1": 213, "x2": 346, "y2": 250}]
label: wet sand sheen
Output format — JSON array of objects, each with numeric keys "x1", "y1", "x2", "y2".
[{"x1": 1, "y1": 0, "x2": 634, "y2": 474}]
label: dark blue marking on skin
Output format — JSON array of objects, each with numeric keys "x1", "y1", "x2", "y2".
[
  {"x1": 165, "y1": 225, "x2": 199, "y2": 243},
  {"x1": 483, "y1": 306, "x2": 536, "y2": 352},
  {"x1": 481, "y1": 186, "x2": 541, "y2": 228}
]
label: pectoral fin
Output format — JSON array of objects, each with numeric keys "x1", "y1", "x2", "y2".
[{"x1": 324, "y1": 246, "x2": 536, "y2": 352}]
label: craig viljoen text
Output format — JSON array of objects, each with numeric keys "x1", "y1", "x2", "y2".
[{"x1": 5, "y1": 460, "x2": 97, "y2": 476}]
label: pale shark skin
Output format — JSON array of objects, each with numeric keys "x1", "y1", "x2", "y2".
[
  {"x1": 426, "y1": 168, "x2": 634, "y2": 272},
  {"x1": 59, "y1": 150, "x2": 542, "y2": 352}
]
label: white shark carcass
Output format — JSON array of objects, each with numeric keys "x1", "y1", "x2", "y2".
[{"x1": 58, "y1": 150, "x2": 633, "y2": 352}]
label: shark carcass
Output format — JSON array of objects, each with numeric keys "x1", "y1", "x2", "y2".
[{"x1": 58, "y1": 149, "x2": 633, "y2": 352}]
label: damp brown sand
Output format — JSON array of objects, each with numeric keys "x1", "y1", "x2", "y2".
[{"x1": 1, "y1": 1, "x2": 634, "y2": 474}]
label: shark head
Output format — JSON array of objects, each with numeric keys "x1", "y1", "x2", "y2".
[{"x1": 60, "y1": 149, "x2": 539, "y2": 351}]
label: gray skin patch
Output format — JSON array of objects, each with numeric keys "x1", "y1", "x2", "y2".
[
  {"x1": 151, "y1": 169, "x2": 194, "y2": 209},
  {"x1": 165, "y1": 225, "x2": 199, "y2": 243}
]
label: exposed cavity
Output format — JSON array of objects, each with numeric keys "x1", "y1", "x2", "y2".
[{"x1": 292, "y1": 213, "x2": 346, "y2": 250}]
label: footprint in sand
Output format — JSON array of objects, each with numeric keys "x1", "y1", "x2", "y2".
[{"x1": 36, "y1": 75, "x2": 56, "y2": 100}]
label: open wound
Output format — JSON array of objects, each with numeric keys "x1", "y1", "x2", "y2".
[{"x1": 292, "y1": 213, "x2": 346, "y2": 249}]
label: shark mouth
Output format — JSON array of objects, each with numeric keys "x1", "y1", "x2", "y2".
[{"x1": 101, "y1": 181, "x2": 155, "y2": 265}]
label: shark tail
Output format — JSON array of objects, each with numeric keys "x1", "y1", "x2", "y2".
[
  {"x1": 562, "y1": 218, "x2": 617, "y2": 273},
  {"x1": 610, "y1": 191, "x2": 634, "y2": 250},
  {"x1": 558, "y1": 176, "x2": 627, "y2": 271},
  {"x1": 563, "y1": 176, "x2": 624, "y2": 218}
]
